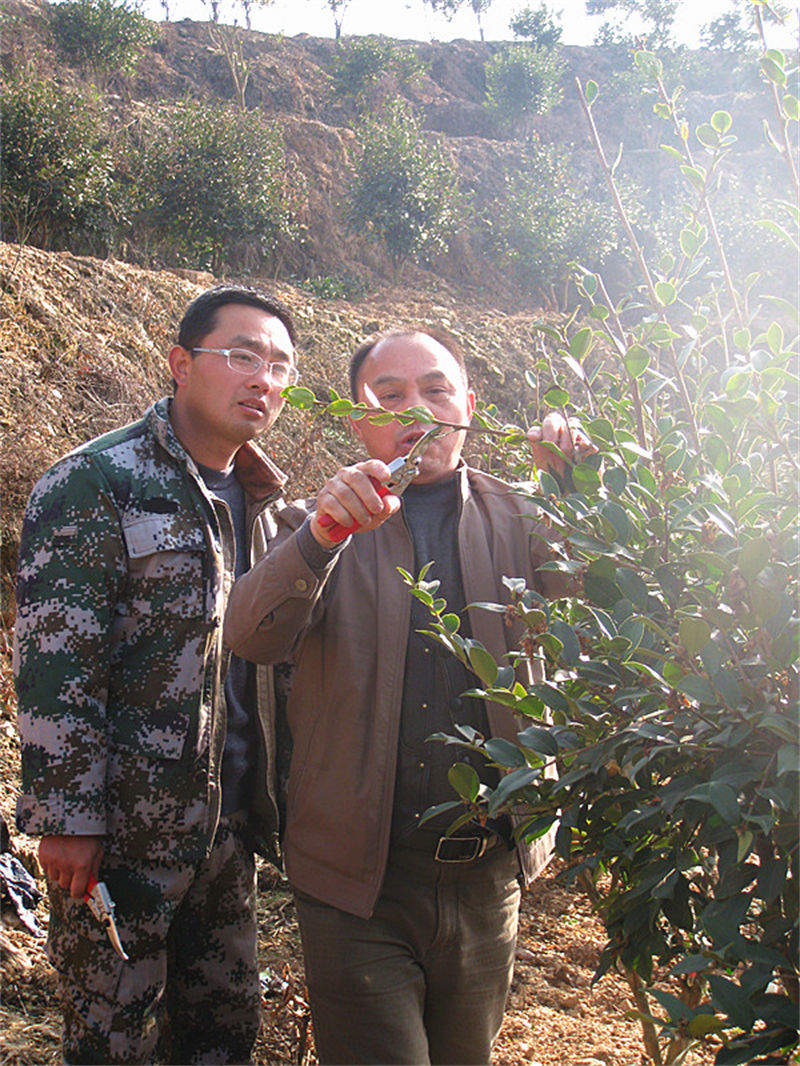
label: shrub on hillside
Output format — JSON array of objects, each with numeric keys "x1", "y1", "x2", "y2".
[
  {"x1": 330, "y1": 36, "x2": 427, "y2": 104},
  {"x1": 126, "y1": 100, "x2": 306, "y2": 273},
  {"x1": 509, "y1": 2, "x2": 563, "y2": 47},
  {"x1": 486, "y1": 144, "x2": 617, "y2": 303},
  {"x1": 347, "y1": 98, "x2": 461, "y2": 275},
  {"x1": 484, "y1": 44, "x2": 566, "y2": 136},
  {"x1": 50, "y1": 0, "x2": 158, "y2": 83},
  {"x1": 0, "y1": 72, "x2": 115, "y2": 253}
]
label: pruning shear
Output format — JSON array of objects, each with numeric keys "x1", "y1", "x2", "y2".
[
  {"x1": 318, "y1": 424, "x2": 447, "y2": 543},
  {"x1": 84, "y1": 876, "x2": 129, "y2": 961}
]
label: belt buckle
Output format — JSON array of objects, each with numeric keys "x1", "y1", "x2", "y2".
[{"x1": 434, "y1": 835, "x2": 488, "y2": 863}]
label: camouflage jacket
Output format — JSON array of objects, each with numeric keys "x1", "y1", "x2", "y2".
[{"x1": 14, "y1": 398, "x2": 287, "y2": 866}]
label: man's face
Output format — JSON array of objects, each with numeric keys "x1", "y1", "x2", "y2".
[
  {"x1": 351, "y1": 332, "x2": 475, "y2": 485},
  {"x1": 170, "y1": 302, "x2": 295, "y2": 466}
]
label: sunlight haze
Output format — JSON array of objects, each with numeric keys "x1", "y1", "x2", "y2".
[{"x1": 140, "y1": 0, "x2": 798, "y2": 49}]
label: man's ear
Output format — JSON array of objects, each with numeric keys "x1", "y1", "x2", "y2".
[
  {"x1": 168, "y1": 345, "x2": 192, "y2": 389},
  {"x1": 466, "y1": 388, "x2": 476, "y2": 419}
]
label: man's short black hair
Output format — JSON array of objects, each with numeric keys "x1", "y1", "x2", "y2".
[
  {"x1": 349, "y1": 328, "x2": 468, "y2": 400},
  {"x1": 177, "y1": 285, "x2": 297, "y2": 352}
]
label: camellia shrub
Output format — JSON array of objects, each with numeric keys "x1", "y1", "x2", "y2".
[
  {"x1": 49, "y1": 0, "x2": 158, "y2": 83},
  {"x1": 347, "y1": 98, "x2": 461, "y2": 276},
  {"x1": 0, "y1": 72, "x2": 115, "y2": 253},
  {"x1": 484, "y1": 43, "x2": 566, "y2": 136},
  {"x1": 128, "y1": 99, "x2": 306, "y2": 273},
  {"x1": 406, "y1": 46, "x2": 800, "y2": 1066},
  {"x1": 286, "y1": 36, "x2": 799, "y2": 1066}
]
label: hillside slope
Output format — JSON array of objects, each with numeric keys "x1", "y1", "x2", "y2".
[
  {"x1": 1, "y1": 0, "x2": 775, "y2": 296},
  {"x1": 0, "y1": 240, "x2": 561, "y2": 609}
]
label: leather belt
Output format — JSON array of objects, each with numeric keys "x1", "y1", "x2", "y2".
[
  {"x1": 434, "y1": 833, "x2": 504, "y2": 863},
  {"x1": 394, "y1": 819, "x2": 512, "y2": 862}
]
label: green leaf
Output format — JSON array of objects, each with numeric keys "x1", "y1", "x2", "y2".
[
  {"x1": 467, "y1": 644, "x2": 498, "y2": 686},
  {"x1": 517, "y1": 724, "x2": 559, "y2": 757},
  {"x1": 679, "y1": 617, "x2": 711, "y2": 656},
  {"x1": 777, "y1": 744, "x2": 800, "y2": 777},
  {"x1": 488, "y1": 767, "x2": 543, "y2": 813},
  {"x1": 709, "y1": 782, "x2": 741, "y2": 824},
  {"x1": 711, "y1": 109, "x2": 732, "y2": 133},
  {"x1": 571, "y1": 464, "x2": 601, "y2": 493},
  {"x1": 738, "y1": 536, "x2": 771, "y2": 580},
  {"x1": 625, "y1": 344, "x2": 650, "y2": 378},
  {"x1": 676, "y1": 675, "x2": 716, "y2": 705},
  {"x1": 766, "y1": 321, "x2": 784, "y2": 355},
  {"x1": 584, "y1": 79, "x2": 598, "y2": 104},
  {"x1": 543, "y1": 386, "x2": 569, "y2": 408},
  {"x1": 582, "y1": 272, "x2": 598, "y2": 296},
  {"x1": 530, "y1": 683, "x2": 569, "y2": 714},
  {"x1": 285, "y1": 385, "x2": 317, "y2": 409},
  {"x1": 707, "y1": 975, "x2": 755, "y2": 1028},
  {"x1": 670, "y1": 954, "x2": 712, "y2": 976},
  {"x1": 761, "y1": 55, "x2": 786, "y2": 86},
  {"x1": 550, "y1": 619, "x2": 581, "y2": 665},
  {"x1": 569, "y1": 327, "x2": 593, "y2": 361},
  {"x1": 782, "y1": 93, "x2": 800, "y2": 120},
  {"x1": 657, "y1": 279, "x2": 678, "y2": 304},
  {"x1": 681, "y1": 164, "x2": 706, "y2": 192},
  {"x1": 484, "y1": 737, "x2": 528, "y2": 767},
  {"x1": 650, "y1": 989, "x2": 692, "y2": 1023},
  {"x1": 616, "y1": 568, "x2": 650, "y2": 609},
  {"x1": 600, "y1": 500, "x2": 631, "y2": 543},
  {"x1": 737, "y1": 829, "x2": 754, "y2": 863},
  {"x1": 688, "y1": 1014, "x2": 727, "y2": 1038},
  {"x1": 448, "y1": 761, "x2": 480, "y2": 802}
]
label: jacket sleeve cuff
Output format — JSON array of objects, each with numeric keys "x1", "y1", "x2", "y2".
[
  {"x1": 296, "y1": 517, "x2": 348, "y2": 571},
  {"x1": 16, "y1": 791, "x2": 106, "y2": 838}
]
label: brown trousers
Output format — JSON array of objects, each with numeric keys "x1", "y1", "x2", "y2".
[{"x1": 294, "y1": 840, "x2": 522, "y2": 1066}]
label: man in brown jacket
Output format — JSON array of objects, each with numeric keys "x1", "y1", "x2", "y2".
[{"x1": 225, "y1": 328, "x2": 592, "y2": 1066}]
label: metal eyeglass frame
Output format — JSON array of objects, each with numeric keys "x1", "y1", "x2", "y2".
[{"x1": 192, "y1": 347, "x2": 299, "y2": 386}]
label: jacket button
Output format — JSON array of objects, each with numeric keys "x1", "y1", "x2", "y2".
[{"x1": 294, "y1": 578, "x2": 309, "y2": 592}]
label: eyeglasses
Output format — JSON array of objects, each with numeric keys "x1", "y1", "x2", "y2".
[{"x1": 192, "y1": 348, "x2": 299, "y2": 386}]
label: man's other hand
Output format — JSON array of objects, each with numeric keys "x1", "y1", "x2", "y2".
[
  {"x1": 527, "y1": 412, "x2": 597, "y2": 480},
  {"x1": 38, "y1": 834, "x2": 104, "y2": 899}
]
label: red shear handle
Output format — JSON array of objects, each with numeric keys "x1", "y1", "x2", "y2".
[
  {"x1": 317, "y1": 478, "x2": 391, "y2": 543},
  {"x1": 83, "y1": 874, "x2": 99, "y2": 902}
]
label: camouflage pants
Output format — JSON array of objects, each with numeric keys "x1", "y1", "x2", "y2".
[{"x1": 47, "y1": 816, "x2": 261, "y2": 1065}]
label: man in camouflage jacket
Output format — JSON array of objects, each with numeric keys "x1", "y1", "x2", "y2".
[{"x1": 14, "y1": 286, "x2": 298, "y2": 1064}]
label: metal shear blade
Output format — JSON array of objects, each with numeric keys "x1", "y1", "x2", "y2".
[
  {"x1": 385, "y1": 425, "x2": 448, "y2": 494},
  {"x1": 85, "y1": 878, "x2": 129, "y2": 961}
]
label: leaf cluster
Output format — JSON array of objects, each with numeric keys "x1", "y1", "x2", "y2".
[
  {"x1": 49, "y1": 0, "x2": 158, "y2": 81},
  {"x1": 484, "y1": 44, "x2": 566, "y2": 134},
  {"x1": 348, "y1": 98, "x2": 462, "y2": 272},
  {"x1": 395, "y1": 44, "x2": 799, "y2": 1066}
]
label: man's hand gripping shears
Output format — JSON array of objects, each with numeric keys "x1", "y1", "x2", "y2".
[{"x1": 312, "y1": 424, "x2": 446, "y2": 546}]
